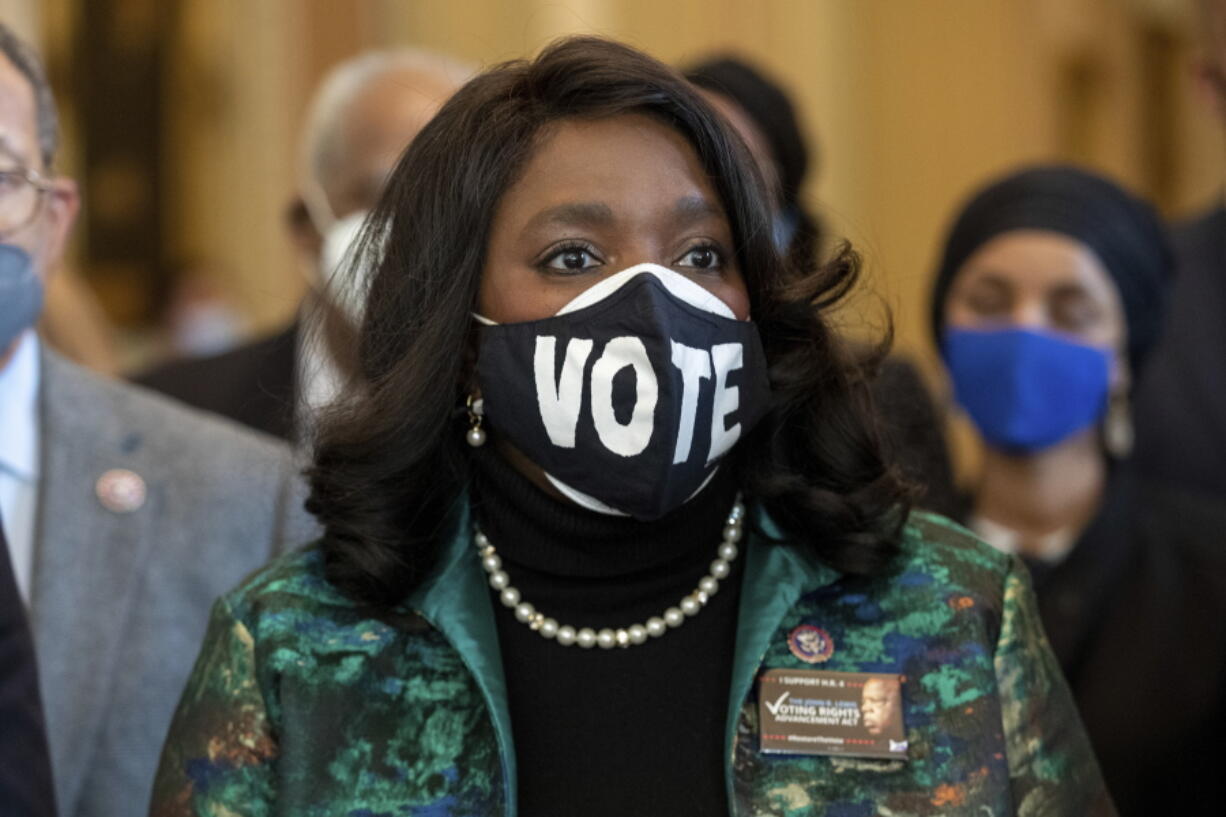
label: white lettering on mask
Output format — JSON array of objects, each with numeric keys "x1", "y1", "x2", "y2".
[
  {"x1": 590, "y1": 337, "x2": 658, "y2": 457},
  {"x1": 709, "y1": 343, "x2": 745, "y2": 464},
  {"x1": 670, "y1": 341, "x2": 712, "y2": 464},
  {"x1": 532, "y1": 334, "x2": 745, "y2": 463},
  {"x1": 534, "y1": 336, "x2": 593, "y2": 448}
]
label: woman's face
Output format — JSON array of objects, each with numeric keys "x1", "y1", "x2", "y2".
[
  {"x1": 943, "y1": 229, "x2": 1128, "y2": 383},
  {"x1": 478, "y1": 113, "x2": 751, "y2": 322}
]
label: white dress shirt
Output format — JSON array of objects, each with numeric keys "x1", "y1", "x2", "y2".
[{"x1": 0, "y1": 330, "x2": 41, "y2": 603}]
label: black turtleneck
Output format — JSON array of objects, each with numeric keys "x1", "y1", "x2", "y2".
[{"x1": 470, "y1": 447, "x2": 744, "y2": 817}]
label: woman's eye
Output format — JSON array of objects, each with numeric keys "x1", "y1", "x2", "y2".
[
  {"x1": 543, "y1": 246, "x2": 601, "y2": 271},
  {"x1": 964, "y1": 289, "x2": 1009, "y2": 316},
  {"x1": 1050, "y1": 296, "x2": 1101, "y2": 332},
  {"x1": 676, "y1": 246, "x2": 721, "y2": 270}
]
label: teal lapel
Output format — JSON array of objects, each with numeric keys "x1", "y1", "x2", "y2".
[
  {"x1": 408, "y1": 500, "x2": 517, "y2": 817},
  {"x1": 724, "y1": 508, "x2": 842, "y2": 805}
]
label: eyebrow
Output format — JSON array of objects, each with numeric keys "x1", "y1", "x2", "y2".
[
  {"x1": 969, "y1": 269, "x2": 1093, "y2": 297},
  {"x1": 964, "y1": 271, "x2": 1011, "y2": 287},
  {"x1": 522, "y1": 195, "x2": 724, "y2": 233},
  {"x1": 670, "y1": 194, "x2": 723, "y2": 225},
  {"x1": 523, "y1": 202, "x2": 615, "y2": 233}
]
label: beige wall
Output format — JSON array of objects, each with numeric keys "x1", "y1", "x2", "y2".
[
  {"x1": 374, "y1": 0, "x2": 1223, "y2": 363},
  {"x1": 161, "y1": 0, "x2": 307, "y2": 330},
  {"x1": 0, "y1": 0, "x2": 37, "y2": 42},
  {"x1": 24, "y1": 0, "x2": 1226, "y2": 369}
]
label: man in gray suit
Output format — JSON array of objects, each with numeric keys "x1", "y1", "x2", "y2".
[{"x1": 0, "y1": 24, "x2": 315, "y2": 816}]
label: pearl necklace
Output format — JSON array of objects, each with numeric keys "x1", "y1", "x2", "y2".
[{"x1": 474, "y1": 495, "x2": 745, "y2": 649}]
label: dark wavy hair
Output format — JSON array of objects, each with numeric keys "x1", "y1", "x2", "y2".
[{"x1": 306, "y1": 36, "x2": 911, "y2": 613}]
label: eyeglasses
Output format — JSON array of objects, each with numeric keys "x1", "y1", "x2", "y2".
[{"x1": 0, "y1": 164, "x2": 52, "y2": 239}]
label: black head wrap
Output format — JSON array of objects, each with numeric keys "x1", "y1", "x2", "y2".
[
  {"x1": 929, "y1": 165, "x2": 1173, "y2": 374},
  {"x1": 684, "y1": 56, "x2": 810, "y2": 208}
]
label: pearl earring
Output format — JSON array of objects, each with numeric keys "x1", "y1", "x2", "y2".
[{"x1": 466, "y1": 395, "x2": 486, "y2": 447}]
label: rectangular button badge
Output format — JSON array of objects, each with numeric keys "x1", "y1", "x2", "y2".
[{"x1": 758, "y1": 668, "x2": 907, "y2": 760}]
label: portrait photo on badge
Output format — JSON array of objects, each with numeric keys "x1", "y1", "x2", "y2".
[{"x1": 757, "y1": 669, "x2": 907, "y2": 760}]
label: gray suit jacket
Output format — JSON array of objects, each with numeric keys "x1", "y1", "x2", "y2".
[{"x1": 28, "y1": 350, "x2": 318, "y2": 817}]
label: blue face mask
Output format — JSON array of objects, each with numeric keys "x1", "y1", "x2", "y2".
[
  {"x1": 0, "y1": 244, "x2": 43, "y2": 352},
  {"x1": 943, "y1": 327, "x2": 1111, "y2": 453}
]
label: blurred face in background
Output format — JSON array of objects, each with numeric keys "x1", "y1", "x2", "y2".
[
  {"x1": 291, "y1": 65, "x2": 458, "y2": 332},
  {"x1": 317, "y1": 69, "x2": 457, "y2": 221},
  {"x1": 0, "y1": 51, "x2": 78, "y2": 364},
  {"x1": 290, "y1": 66, "x2": 457, "y2": 269},
  {"x1": 943, "y1": 229, "x2": 1129, "y2": 390},
  {"x1": 0, "y1": 52, "x2": 77, "y2": 282}
]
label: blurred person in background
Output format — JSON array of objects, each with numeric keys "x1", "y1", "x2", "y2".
[
  {"x1": 0, "y1": 22, "x2": 315, "y2": 817},
  {"x1": 684, "y1": 56, "x2": 823, "y2": 270},
  {"x1": 136, "y1": 49, "x2": 471, "y2": 442},
  {"x1": 930, "y1": 164, "x2": 1226, "y2": 816},
  {"x1": 685, "y1": 55, "x2": 958, "y2": 516},
  {"x1": 158, "y1": 261, "x2": 248, "y2": 359},
  {"x1": 152, "y1": 38, "x2": 1109, "y2": 817},
  {"x1": 1132, "y1": 0, "x2": 1226, "y2": 499},
  {"x1": 1, "y1": 514, "x2": 55, "y2": 817}
]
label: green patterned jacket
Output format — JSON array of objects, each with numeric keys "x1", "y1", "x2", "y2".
[{"x1": 150, "y1": 506, "x2": 1114, "y2": 816}]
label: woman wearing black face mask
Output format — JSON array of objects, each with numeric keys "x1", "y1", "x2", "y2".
[
  {"x1": 151, "y1": 40, "x2": 1109, "y2": 817},
  {"x1": 930, "y1": 165, "x2": 1226, "y2": 817}
]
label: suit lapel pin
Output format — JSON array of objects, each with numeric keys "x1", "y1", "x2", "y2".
[
  {"x1": 788, "y1": 624, "x2": 835, "y2": 664},
  {"x1": 96, "y1": 468, "x2": 147, "y2": 514}
]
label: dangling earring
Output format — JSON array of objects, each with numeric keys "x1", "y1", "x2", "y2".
[
  {"x1": 1104, "y1": 391, "x2": 1133, "y2": 459},
  {"x1": 465, "y1": 394, "x2": 486, "y2": 447}
]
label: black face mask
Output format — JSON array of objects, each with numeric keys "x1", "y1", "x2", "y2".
[{"x1": 475, "y1": 263, "x2": 771, "y2": 521}]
